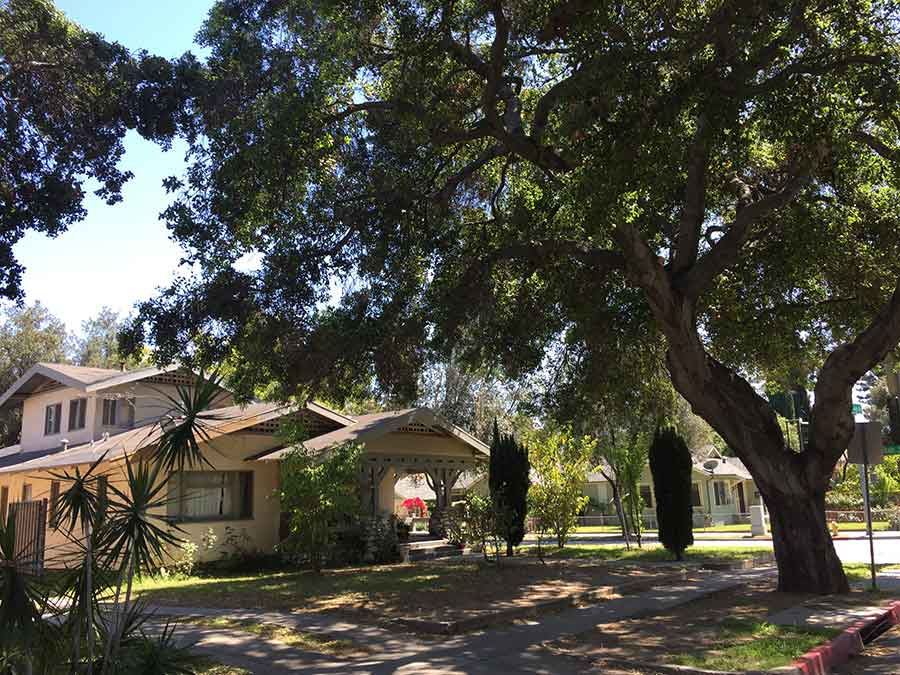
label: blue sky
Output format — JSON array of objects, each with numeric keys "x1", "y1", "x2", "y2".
[{"x1": 11, "y1": 1, "x2": 215, "y2": 333}]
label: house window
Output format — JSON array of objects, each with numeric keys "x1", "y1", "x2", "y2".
[
  {"x1": 102, "y1": 399, "x2": 117, "y2": 426},
  {"x1": 22, "y1": 484, "x2": 32, "y2": 502},
  {"x1": 713, "y1": 481, "x2": 731, "y2": 506},
  {"x1": 691, "y1": 483, "x2": 702, "y2": 507},
  {"x1": 68, "y1": 398, "x2": 87, "y2": 431},
  {"x1": 50, "y1": 480, "x2": 60, "y2": 524},
  {"x1": 44, "y1": 403, "x2": 62, "y2": 435},
  {"x1": 169, "y1": 471, "x2": 253, "y2": 522},
  {"x1": 639, "y1": 484, "x2": 653, "y2": 508},
  {"x1": 97, "y1": 476, "x2": 108, "y2": 523}
]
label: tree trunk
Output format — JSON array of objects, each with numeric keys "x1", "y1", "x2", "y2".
[
  {"x1": 506, "y1": 541, "x2": 513, "y2": 557},
  {"x1": 611, "y1": 482, "x2": 630, "y2": 550},
  {"x1": 767, "y1": 491, "x2": 848, "y2": 594}
]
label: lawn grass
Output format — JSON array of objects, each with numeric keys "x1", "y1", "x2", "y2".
[
  {"x1": 131, "y1": 545, "x2": 768, "y2": 613},
  {"x1": 181, "y1": 616, "x2": 365, "y2": 656},
  {"x1": 195, "y1": 662, "x2": 251, "y2": 675},
  {"x1": 521, "y1": 544, "x2": 770, "y2": 563},
  {"x1": 573, "y1": 521, "x2": 893, "y2": 535},
  {"x1": 668, "y1": 619, "x2": 838, "y2": 671},
  {"x1": 131, "y1": 562, "x2": 459, "y2": 611}
]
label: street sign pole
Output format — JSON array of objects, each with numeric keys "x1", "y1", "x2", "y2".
[{"x1": 862, "y1": 436, "x2": 877, "y2": 591}]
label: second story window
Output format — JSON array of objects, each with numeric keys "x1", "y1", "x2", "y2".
[
  {"x1": 102, "y1": 399, "x2": 117, "y2": 426},
  {"x1": 44, "y1": 403, "x2": 61, "y2": 435},
  {"x1": 68, "y1": 398, "x2": 87, "y2": 431}
]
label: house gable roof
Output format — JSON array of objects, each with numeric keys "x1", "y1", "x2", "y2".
[
  {"x1": 0, "y1": 362, "x2": 192, "y2": 410},
  {"x1": 251, "y1": 407, "x2": 490, "y2": 461}
]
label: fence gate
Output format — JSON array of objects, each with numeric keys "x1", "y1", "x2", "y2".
[{"x1": 9, "y1": 499, "x2": 47, "y2": 574}]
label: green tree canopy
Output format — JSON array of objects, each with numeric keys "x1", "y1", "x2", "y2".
[
  {"x1": 0, "y1": 302, "x2": 69, "y2": 445},
  {"x1": 0, "y1": 0, "x2": 194, "y2": 300},
  {"x1": 124, "y1": 0, "x2": 900, "y2": 593},
  {"x1": 74, "y1": 307, "x2": 127, "y2": 369}
]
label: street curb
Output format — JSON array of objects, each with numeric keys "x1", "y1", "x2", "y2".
[{"x1": 786, "y1": 599, "x2": 900, "y2": 675}]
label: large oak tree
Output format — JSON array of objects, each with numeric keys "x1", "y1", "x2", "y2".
[
  {"x1": 0, "y1": 0, "x2": 193, "y2": 300},
  {"x1": 126, "y1": 0, "x2": 900, "y2": 593}
]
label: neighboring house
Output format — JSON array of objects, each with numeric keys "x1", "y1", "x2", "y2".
[
  {"x1": 583, "y1": 451, "x2": 761, "y2": 526},
  {"x1": 0, "y1": 363, "x2": 489, "y2": 568}
]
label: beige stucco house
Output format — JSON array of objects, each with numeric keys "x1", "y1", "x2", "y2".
[
  {"x1": 583, "y1": 452, "x2": 762, "y2": 527},
  {"x1": 0, "y1": 363, "x2": 488, "y2": 568}
]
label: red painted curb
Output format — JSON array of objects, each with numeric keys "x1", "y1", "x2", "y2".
[{"x1": 788, "y1": 600, "x2": 900, "y2": 675}]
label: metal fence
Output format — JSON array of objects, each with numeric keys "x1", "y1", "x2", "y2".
[{"x1": 9, "y1": 499, "x2": 47, "y2": 574}]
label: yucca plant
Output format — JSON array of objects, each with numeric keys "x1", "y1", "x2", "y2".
[
  {"x1": 152, "y1": 370, "x2": 227, "y2": 473},
  {"x1": 98, "y1": 457, "x2": 182, "y2": 674},
  {"x1": 49, "y1": 454, "x2": 108, "y2": 674},
  {"x1": 0, "y1": 512, "x2": 61, "y2": 674}
]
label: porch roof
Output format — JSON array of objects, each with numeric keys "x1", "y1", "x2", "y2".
[{"x1": 251, "y1": 407, "x2": 490, "y2": 461}]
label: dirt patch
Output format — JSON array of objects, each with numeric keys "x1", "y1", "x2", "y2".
[
  {"x1": 340, "y1": 557, "x2": 688, "y2": 623},
  {"x1": 135, "y1": 555, "x2": 702, "y2": 624}
]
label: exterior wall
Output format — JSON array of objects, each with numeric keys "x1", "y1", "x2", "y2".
[
  {"x1": 0, "y1": 431, "x2": 283, "y2": 568},
  {"x1": 163, "y1": 432, "x2": 282, "y2": 563},
  {"x1": 20, "y1": 385, "x2": 94, "y2": 452},
  {"x1": 18, "y1": 381, "x2": 235, "y2": 454}
]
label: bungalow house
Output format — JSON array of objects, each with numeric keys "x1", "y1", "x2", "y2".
[
  {"x1": 0, "y1": 363, "x2": 488, "y2": 568},
  {"x1": 583, "y1": 450, "x2": 761, "y2": 527}
]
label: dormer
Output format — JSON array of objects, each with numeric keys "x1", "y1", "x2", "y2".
[{"x1": 0, "y1": 363, "x2": 234, "y2": 453}]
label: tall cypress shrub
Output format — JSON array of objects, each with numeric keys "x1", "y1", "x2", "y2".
[
  {"x1": 648, "y1": 426, "x2": 694, "y2": 560},
  {"x1": 489, "y1": 420, "x2": 530, "y2": 556}
]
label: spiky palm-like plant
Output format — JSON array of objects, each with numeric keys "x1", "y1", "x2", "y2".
[
  {"x1": 152, "y1": 370, "x2": 227, "y2": 473},
  {"x1": 99, "y1": 457, "x2": 182, "y2": 673},
  {"x1": 50, "y1": 453, "x2": 108, "y2": 674},
  {"x1": 0, "y1": 512, "x2": 62, "y2": 673}
]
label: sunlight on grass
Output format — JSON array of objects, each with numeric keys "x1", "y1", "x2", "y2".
[
  {"x1": 669, "y1": 620, "x2": 837, "y2": 671},
  {"x1": 196, "y1": 661, "x2": 251, "y2": 675},
  {"x1": 521, "y1": 544, "x2": 771, "y2": 562},
  {"x1": 182, "y1": 616, "x2": 366, "y2": 656}
]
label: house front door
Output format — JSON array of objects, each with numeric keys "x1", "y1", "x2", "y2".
[{"x1": 737, "y1": 483, "x2": 746, "y2": 513}]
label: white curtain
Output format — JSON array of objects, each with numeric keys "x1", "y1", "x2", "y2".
[{"x1": 177, "y1": 472, "x2": 242, "y2": 520}]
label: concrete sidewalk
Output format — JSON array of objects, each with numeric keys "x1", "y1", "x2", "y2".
[{"x1": 157, "y1": 566, "x2": 775, "y2": 674}]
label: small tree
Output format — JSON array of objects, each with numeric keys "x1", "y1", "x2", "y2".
[
  {"x1": 279, "y1": 442, "x2": 362, "y2": 572},
  {"x1": 488, "y1": 421, "x2": 530, "y2": 556},
  {"x1": 649, "y1": 427, "x2": 694, "y2": 560},
  {"x1": 527, "y1": 427, "x2": 592, "y2": 548}
]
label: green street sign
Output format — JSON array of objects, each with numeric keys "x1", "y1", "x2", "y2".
[
  {"x1": 852, "y1": 404, "x2": 863, "y2": 414},
  {"x1": 884, "y1": 445, "x2": 900, "y2": 456}
]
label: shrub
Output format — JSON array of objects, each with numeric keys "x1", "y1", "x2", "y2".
[
  {"x1": 444, "y1": 503, "x2": 467, "y2": 546},
  {"x1": 649, "y1": 427, "x2": 694, "y2": 560},
  {"x1": 171, "y1": 540, "x2": 198, "y2": 577},
  {"x1": 489, "y1": 422, "x2": 530, "y2": 556},
  {"x1": 526, "y1": 426, "x2": 592, "y2": 548},
  {"x1": 280, "y1": 442, "x2": 363, "y2": 572}
]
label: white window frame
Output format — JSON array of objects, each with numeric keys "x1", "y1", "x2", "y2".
[
  {"x1": 102, "y1": 398, "x2": 117, "y2": 426},
  {"x1": 68, "y1": 398, "x2": 87, "y2": 431},
  {"x1": 44, "y1": 403, "x2": 61, "y2": 435},
  {"x1": 713, "y1": 480, "x2": 731, "y2": 506}
]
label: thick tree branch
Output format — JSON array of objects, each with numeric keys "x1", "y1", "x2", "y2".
[
  {"x1": 855, "y1": 131, "x2": 900, "y2": 162},
  {"x1": 810, "y1": 279, "x2": 900, "y2": 468},
  {"x1": 432, "y1": 144, "x2": 505, "y2": 205},
  {"x1": 676, "y1": 168, "x2": 813, "y2": 297},
  {"x1": 672, "y1": 114, "x2": 710, "y2": 274}
]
